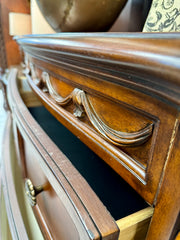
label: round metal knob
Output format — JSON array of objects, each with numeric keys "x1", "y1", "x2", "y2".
[{"x1": 25, "y1": 178, "x2": 44, "y2": 206}]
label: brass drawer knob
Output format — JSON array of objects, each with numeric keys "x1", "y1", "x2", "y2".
[{"x1": 25, "y1": 178, "x2": 44, "y2": 206}]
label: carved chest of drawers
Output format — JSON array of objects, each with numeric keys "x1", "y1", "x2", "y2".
[{"x1": 1, "y1": 33, "x2": 180, "y2": 240}]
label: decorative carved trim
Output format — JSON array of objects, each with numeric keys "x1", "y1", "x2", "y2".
[
  {"x1": 42, "y1": 71, "x2": 74, "y2": 105},
  {"x1": 42, "y1": 72, "x2": 154, "y2": 146},
  {"x1": 25, "y1": 59, "x2": 153, "y2": 147}
]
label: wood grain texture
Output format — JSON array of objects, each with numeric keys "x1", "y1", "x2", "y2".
[
  {"x1": 12, "y1": 32, "x2": 180, "y2": 240},
  {"x1": 116, "y1": 207, "x2": 153, "y2": 240},
  {"x1": 146, "y1": 116, "x2": 180, "y2": 240},
  {"x1": 16, "y1": 33, "x2": 180, "y2": 205},
  {"x1": 7, "y1": 68, "x2": 120, "y2": 239},
  {"x1": 39, "y1": 71, "x2": 154, "y2": 147},
  {"x1": 15, "y1": 33, "x2": 180, "y2": 106}
]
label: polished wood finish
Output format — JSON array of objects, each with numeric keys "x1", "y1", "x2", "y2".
[
  {"x1": 146, "y1": 116, "x2": 180, "y2": 240},
  {"x1": 15, "y1": 32, "x2": 180, "y2": 240},
  {"x1": 8, "y1": 68, "x2": 120, "y2": 239},
  {"x1": 6, "y1": 67, "x2": 155, "y2": 239},
  {"x1": 16, "y1": 33, "x2": 180, "y2": 206},
  {"x1": 3, "y1": 31, "x2": 180, "y2": 240}
]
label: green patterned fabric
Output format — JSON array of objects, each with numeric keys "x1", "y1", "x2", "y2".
[{"x1": 143, "y1": 0, "x2": 180, "y2": 32}]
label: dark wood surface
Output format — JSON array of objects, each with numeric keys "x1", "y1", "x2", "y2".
[
  {"x1": 146, "y1": 116, "x2": 180, "y2": 240},
  {"x1": 16, "y1": 33, "x2": 180, "y2": 206},
  {"x1": 7, "y1": 68, "x2": 120, "y2": 239},
  {"x1": 15, "y1": 32, "x2": 180, "y2": 106},
  {"x1": 5, "y1": 32, "x2": 180, "y2": 240}
]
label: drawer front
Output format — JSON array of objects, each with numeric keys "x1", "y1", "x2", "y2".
[
  {"x1": 7, "y1": 68, "x2": 154, "y2": 240},
  {"x1": 8, "y1": 68, "x2": 120, "y2": 240},
  {"x1": 23, "y1": 134, "x2": 93, "y2": 240},
  {"x1": 15, "y1": 33, "x2": 180, "y2": 204},
  {"x1": 23, "y1": 54, "x2": 177, "y2": 204},
  {"x1": 15, "y1": 106, "x2": 154, "y2": 240}
]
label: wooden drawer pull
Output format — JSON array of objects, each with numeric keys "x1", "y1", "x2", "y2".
[{"x1": 25, "y1": 178, "x2": 44, "y2": 206}]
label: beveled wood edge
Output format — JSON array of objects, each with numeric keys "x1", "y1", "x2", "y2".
[
  {"x1": 116, "y1": 207, "x2": 154, "y2": 240},
  {"x1": 27, "y1": 72, "x2": 147, "y2": 183},
  {"x1": 33, "y1": 205, "x2": 54, "y2": 240},
  {"x1": 15, "y1": 32, "x2": 180, "y2": 106},
  {"x1": 145, "y1": 116, "x2": 180, "y2": 240},
  {"x1": 7, "y1": 68, "x2": 120, "y2": 240},
  {"x1": 1, "y1": 112, "x2": 29, "y2": 240},
  {"x1": 33, "y1": 69, "x2": 154, "y2": 147},
  {"x1": 8, "y1": 69, "x2": 100, "y2": 240}
]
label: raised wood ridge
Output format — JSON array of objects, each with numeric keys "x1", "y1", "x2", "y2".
[
  {"x1": 15, "y1": 33, "x2": 180, "y2": 106},
  {"x1": 34, "y1": 70, "x2": 154, "y2": 147},
  {"x1": 15, "y1": 33, "x2": 180, "y2": 207},
  {"x1": 7, "y1": 68, "x2": 119, "y2": 240}
]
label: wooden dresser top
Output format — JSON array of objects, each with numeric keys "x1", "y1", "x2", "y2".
[{"x1": 15, "y1": 32, "x2": 180, "y2": 205}]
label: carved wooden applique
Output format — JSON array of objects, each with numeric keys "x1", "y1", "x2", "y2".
[{"x1": 25, "y1": 59, "x2": 154, "y2": 147}]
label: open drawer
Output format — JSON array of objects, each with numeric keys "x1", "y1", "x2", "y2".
[
  {"x1": 16, "y1": 33, "x2": 180, "y2": 206},
  {"x1": 8, "y1": 68, "x2": 154, "y2": 239}
]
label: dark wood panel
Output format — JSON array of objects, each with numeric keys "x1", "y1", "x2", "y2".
[
  {"x1": 15, "y1": 33, "x2": 180, "y2": 204},
  {"x1": 146, "y1": 117, "x2": 180, "y2": 240},
  {"x1": 8, "y1": 31, "x2": 180, "y2": 240},
  {"x1": 15, "y1": 33, "x2": 180, "y2": 106}
]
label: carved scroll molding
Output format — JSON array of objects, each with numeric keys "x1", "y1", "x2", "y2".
[
  {"x1": 25, "y1": 59, "x2": 154, "y2": 147},
  {"x1": 41, "y1": 72, "x2": 154, "y2": 147}
]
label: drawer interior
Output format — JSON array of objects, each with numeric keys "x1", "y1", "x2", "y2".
[{"x1": 29, "y1": 106, "x2": 149, "y2": 221}]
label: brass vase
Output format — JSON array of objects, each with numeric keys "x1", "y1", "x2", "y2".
[{"x1": 35, "y1": 0, "x2": 127, "y2": 32}]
